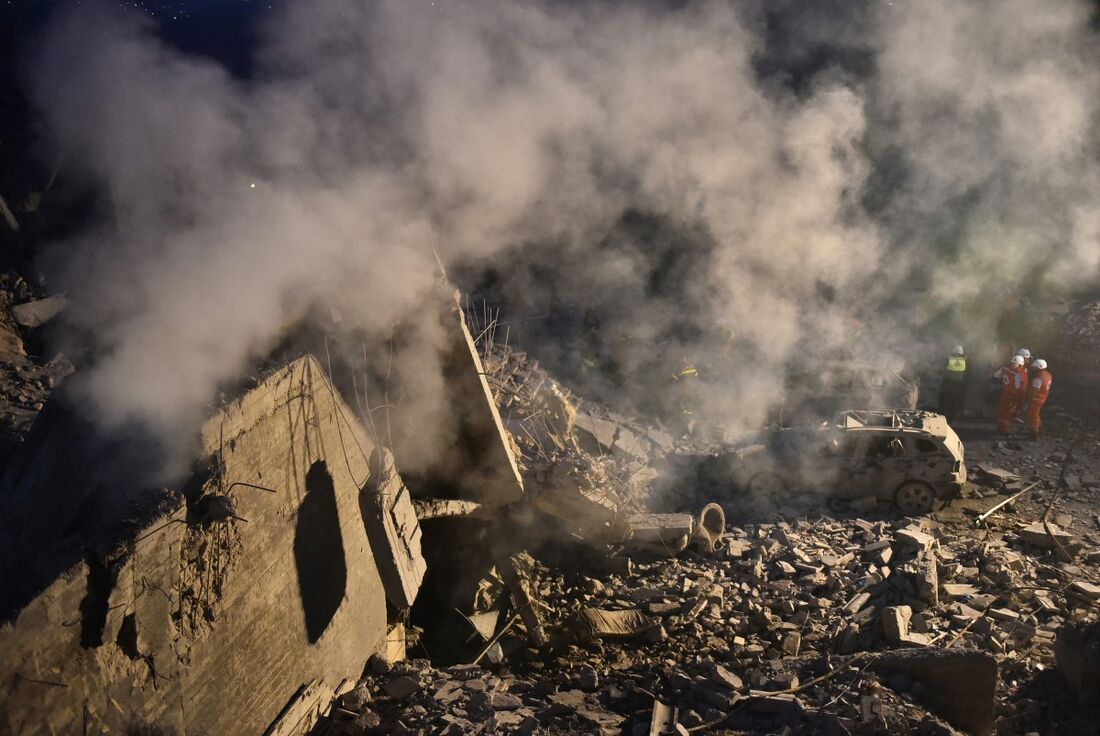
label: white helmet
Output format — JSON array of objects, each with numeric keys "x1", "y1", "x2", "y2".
[
  {"x1": 1016, "y1": 348, "x2": 1031, "y2": 359},
  {"x1": 1011, "y1": 355, "x2": 1025, "y2": 366},
  {"x1": 1033, "y1": 358, "x2": 1048, "y2": 370},
  {"x1": 952, "y1": 344, "x2": 965, "y2": 355}
]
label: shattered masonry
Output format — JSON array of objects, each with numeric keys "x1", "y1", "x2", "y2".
[
  {"x1": 1, "y1": 294, "x2": 1100, "y2": 735},
  {"x1": 0, "y1": 356, "x2": 391, "y2": 735}
]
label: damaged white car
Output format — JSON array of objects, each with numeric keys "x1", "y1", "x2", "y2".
[{"x1": 719, "y1": 410, "x2": 966, "y2": 516}]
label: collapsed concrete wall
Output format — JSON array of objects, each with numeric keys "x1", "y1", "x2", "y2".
[
  {"x1": 391, "y1": 292, "x2": 524, "y2": 508},
  {"x1": 0, "y1": 356, "x2": 391, "y2": 735}
]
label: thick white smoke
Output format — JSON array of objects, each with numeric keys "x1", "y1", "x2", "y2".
[
  {"x1": 26, "y1": 0, "x2": 1100, "y2": 473},
  {"x1": 869, "y1": 0, "x2": 1100, "y2": 345}
]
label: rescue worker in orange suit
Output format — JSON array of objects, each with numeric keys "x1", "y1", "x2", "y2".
[
  {"x1": 938, "y1": 345, "x2": 967, "y2": 421},
  {"x1": 992, "y1": 355, "x2": 1026, "y2": 433},
  {"x1": 1016, "y1": 347, "x2": 1032, "y2": 370},
  {"x1": 1025, "y1": 358, "x2": 1052, "y2": 439}
]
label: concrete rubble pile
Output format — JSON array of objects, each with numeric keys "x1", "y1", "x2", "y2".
[
  {"x1": 1059, "y1": 301, "x2": 1100, "y2": 409},
  {"x1": 3, "y1": 288, "x2": 1100, "y2": 734},
  {"x1": 310, "y1": 336, "x2": 1100, "y2": 735},
  {"x1": 0, "y1": 278, "x2": 71, "y2": 463},
  {"x1": 480, "y1": 342, "x2": 717, "y2": 554},
  {"x1": 326, "y1": 372, "x2": 1100, "y2": 735},
  {"x1": 1062, "y1": 301, "x2": 1100, "y2": 348},
  {"x1": 323, "y1": 501, "x2": 1100, "y2": 735},
  {"x1": 0, "y1": 291, "x2": 527, "y2": 735}
]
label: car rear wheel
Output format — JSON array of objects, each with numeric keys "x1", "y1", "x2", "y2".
[{"x1": 894, "y1": 481, "x2": 936, "y2": 516}]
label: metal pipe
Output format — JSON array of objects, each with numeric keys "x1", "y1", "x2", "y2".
[{"x1": 975, "y1": 481, "x2": 1040, "y2": 525}]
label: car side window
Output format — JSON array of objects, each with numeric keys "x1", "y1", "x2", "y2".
[
  {"x1": 913, "y1": 438, "x2": 939, "y2": 454},
  {"x1": 866, "y1": 435, "x2": 903, "y2": 460},
  {"x1": 823, "y1": 435, "x2": 860, "y2": 459}
]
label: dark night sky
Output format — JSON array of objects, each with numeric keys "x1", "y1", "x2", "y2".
[
  {"x1": 1, "y1": 1, "x2": 281, "y2": 77},
  {"x1": 0, "y1": 1, "x2": 282, "y2": 199}
]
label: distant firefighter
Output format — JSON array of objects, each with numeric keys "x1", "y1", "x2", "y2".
[
  {"x1": 670, "y1": 357, "x2": 698, "y2": 435},
  {"x1": 1026, "y1": 358, "x2": 1052, "y2": 438},
  {"x1": 992, "y1": 354, "x2": 1026, "y2": 433},
  {"x1": 938, "y1": 344, "x2": 967, "y2": 421}
]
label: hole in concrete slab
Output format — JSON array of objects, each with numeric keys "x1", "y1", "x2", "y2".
[
  {"x1": 410, "y1": 516, "x2": 496, "y2": 664},
  {"x1": 294, "y1": 461, "x2": 347, "y2": 643},
  {"x1": 78, "y1": 554, "x2": 112, "y2": 648},
  {"x1": 117, "y1": 612, "x2": 140, "y2": 660}
]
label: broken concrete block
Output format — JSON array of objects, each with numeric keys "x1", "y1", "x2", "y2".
[
  {"x1": 623, "y1": 513, "x2": 694, "y2": 555},
  {"x1": 941, "y1": 583, "x2": 978, "y2": 598},
  {"x1": 1056, "y1": 620, "x2": 1100, "y2": 700},
  {"x1": 897, "y1": 557, "x2": 939, "y2": 606},
  {"x1": 392, "y1": 293, "x2": 525, "y2": 507},
  {"x1": 11, "y1": 295, "x2": 68, "y2": 328},
  {"x1": 844, "y1": 592, "x2": 872, "y2": 614},
  {"x1": 706, "y1": 664, "x2": 743, "y2": 691},
  {"x1": 1069, "y1": 581, "x2": 1100, "y2": 601},
  {"x1": 895, "y1": 528, "x2": 935, "y2": 552},
  {"x1": 578, "y1": 608, "x2": 660, "y2": 639},
  {"x1": 1018, "y1": 522, "x2": 1075, "y2": 551},
  {"x1": 725, "y1": 538, "x2": 751, "y2": 559},
  {"x1": 972, "y1": 465, "x2": 1020, "y2": 486},
  {"x1": 775, "y1": 560, "x2": 797, "y2": 576},
  {"x1": 266, "y1": 679, "x2": 335, "y2": 736},
  {"x1": 382, "y1": 623, "x2": 407, "y2": 665},
  {"x1": 384, "y1": 675, "x2": 422, "y2": 699},
  {"x1": 987, "y1": 608, "x2": 1020, "y2": 622},
  {"x1": 872, "y1": 649, "x2": 998, "y2": 735},
  {"x1": 572, "y1": 411, "x2": 620, "y2": 453},
  {"x1": 532, "y1": 463, "x2": 619, "y2": 539},
  {"x1": 863, "y1": 540, "x2": 893, "y2": 566},
  {"x1": 882, "y1": 605, "x2": 913, "y2": 642},
  {"x1": 745, "y1": 693, "x2": 804, "y2": 717},
  {"x1": 491, "y1": 692, "x2": 524, "y2": 710},
  {"x1": 363, "y1": 449, "x2": 427, "y2": 610}
]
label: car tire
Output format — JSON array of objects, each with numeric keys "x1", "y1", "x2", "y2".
[{"x1": 894, "y1": 481, "x2": 936, "y2": 516}]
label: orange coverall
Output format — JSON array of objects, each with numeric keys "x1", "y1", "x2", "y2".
[
  {"x1": 1026, "y1": 369, "x2": 1052, "y2": 435},
  {"x1": 993, "y1": 363, "x2": 1026, "y2": 433}
]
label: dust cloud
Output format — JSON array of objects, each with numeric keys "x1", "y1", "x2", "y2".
[{"x1": 24, "y1": 0, "x2": 1100, "y2": 476}]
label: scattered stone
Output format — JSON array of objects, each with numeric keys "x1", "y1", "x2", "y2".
[
  {"x1": 1018, "y1": 522, "x2": 1075, "y2": 550},
  {"x1": 883, "y1": 605, "x2": 913, "y2": 642},
  {"x1": 895, "y1": 528, "x2": 936, "y2": 552},
  {"x1": 383, "y1": 675, "x2": 421, "y2": 700},
  {"x1": 1069, "y1": 581, "x2": 1100, "y2": 601},
  {"x1": 941, "y1": 583, "x2": 978, "y2": 598}
]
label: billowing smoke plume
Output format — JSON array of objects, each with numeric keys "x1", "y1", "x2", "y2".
[
  {"x1": 25, "y1": 0, "x2": 1100, "y2": 474},
  {"x1": 869, "y1": 0, "x2": 1100, "y2": 346}
]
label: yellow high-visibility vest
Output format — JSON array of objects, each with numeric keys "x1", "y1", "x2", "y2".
[
  {"x1": 946, "y1": 357, "x2": 967, "y2": 372},
  {"x1": 672, "y1": 366, "x2": 698, "y2": 381}
]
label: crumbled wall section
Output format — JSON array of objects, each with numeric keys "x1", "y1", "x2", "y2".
[
  {"x1": 440, "y1": 300, "x2": 525, "y2": 505},
  {"x1": 388, "y1": 293, "x2": 525, "y2": 508},
  {"x1": 0, "y1": 355, "x2": 391, "y2": 735}
]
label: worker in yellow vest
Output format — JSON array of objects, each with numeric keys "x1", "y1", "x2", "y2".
[
  {"x1": 938, "y1": 344, "x2": 967, "y2": 421},
  {"x1": 670, "y1": 358, "x2": 699, "y2": 436}
]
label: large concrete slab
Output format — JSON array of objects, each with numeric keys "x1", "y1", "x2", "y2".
[{"x1": 0, "y1": 355, "x2": 398, "y2": 735}]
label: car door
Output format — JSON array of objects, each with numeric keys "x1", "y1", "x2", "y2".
[
  {"x1": 847, "y1": 432, "x2": 904, "y2": 500},
  {"x1": 827, "y1": 432, "x2": 871, "y2": 499}
]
